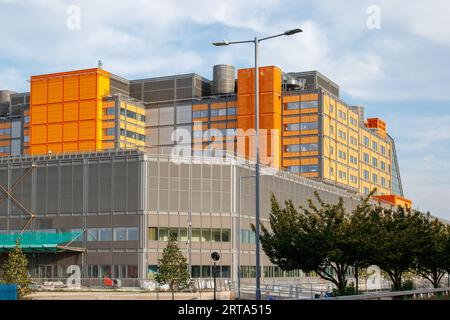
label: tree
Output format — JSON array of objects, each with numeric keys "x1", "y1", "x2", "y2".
[
  {"x1": 414, "y1": 216, "x2": 447, "y2": 288},
  {"x1": 155, "y1": 234, "x2": 190, "y2": 300},
  {"x1": 257, "y1": 192, "x2": 367, "y2": 296},
  {"x1": 1, "y1": 239, "x2": 31, "y2": 299},
  {"x1": 369, "y1": 206, "x2": 424, "y2": 291}
]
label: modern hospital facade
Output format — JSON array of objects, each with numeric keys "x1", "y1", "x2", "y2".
[{"x1": 0, "y1": 64, "x2": 411, "y2": 285}]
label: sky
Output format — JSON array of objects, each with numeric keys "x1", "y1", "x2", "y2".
[{"x1": 0, "y1": 0, "x2": 449, "y2": 218}]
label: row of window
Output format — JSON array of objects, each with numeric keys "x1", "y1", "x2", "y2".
[
  {"x1": 193, "y1": 107, "x2": 237, "y2": 119},
  {"x1": 148, "y1": 265, "x2": 231, "y2": 279},
  {"x1": 363, "y1": 136, "x2": 388, "y2": 157},
  {"x1": 287, "y1": 165, "x2": 318, "y2": 174},
  {"x1": 148, "y1": 227, "x2": 231, "y2": 243},
  {"x1": 285, "y1": 100, "x2": 319, "y2": 110},
  {"x1": 88, "y1": 264, "x2": 139, "y2": 279},
  {"x1": 120, "y1": 108, "x2": 146, "y2": 122},
  {"x1": 87, "y1": 227, "x2": 139, "y2": 242},
  {"x1": 285, "y1": 143, "x2": 318, "y2": 153},
  {"x1": 363, "y1": 153, "x2": 390, "y2": 172},
  {"x1": 119, "y1": 128, "x2": 145, "y2": 142},
  {"x1": 363, "y1": 170, "x2": 388, "y2": 187},
  {"x1": 0, "y1": 128, "x2": 11, "y2": 136},
  {"x1": 193, "y1": 128, "x2": 237, "y2": 139},
  {"x1": 285, "y1": 122, "x2": 318, "y2": 131}
]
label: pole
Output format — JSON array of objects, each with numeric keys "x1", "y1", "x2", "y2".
[
  {"x1": 238, "y1": 178, "x2": 241, "y2": 300},
  {"x1": 213, "y1": 261, "x2": 217, "y2": 300},
  {"x1": 254, "y1": 36, "x2": 261, "y2": 301}
]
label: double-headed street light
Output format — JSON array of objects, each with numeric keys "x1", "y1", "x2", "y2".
[{"x1": 213, "y1": 28, "x2": 302, "y2": 300}]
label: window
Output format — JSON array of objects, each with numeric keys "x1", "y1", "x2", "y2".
[
  {"x1": 372, "y1": 141, "x2": 378, "y2": 152},
  {"x1": 372, "y1": 157, "x2": 378, "y2": 168},
  {"x1": 364, "y1": 136, "x2": 369, "y2": 146},
  {"x1": 286, "y1": 122, "x2": 318, "y2": 131},
  {"x1": 114, "y1": 228, "x2": 127, "y2": 241},
  {"x1": 106, "y1": 128, "x2": 115, "y2": 136},
  {"x1": 381, "y1": 145, "x2": 386, "y2": 155},
  {"x1": 87, "y1": 228, "x2": 99, "y2": 241},
  {"x1": 329, "y1": 146, "x2": 334, "y2": 155},
  {"x1": 288, "y1": 165, "x2": 318, "y2": 173},
  {"x1": 364, "y1": 187, "x2": 370, "y2": 195},
  {"x1": 211, "y1": 229, "x2": 221, "y2": 242},
  {"x1": 222, "y1": 229, "x2": 230, "y2": 242},
  {"x1": 191, "y1": 229, "x2": 201, "y2": 242},
  {"x1": 329, "y1": 104, "x2": 334, "y2": 113},
  {"x1": 149, "y1": 227, "x2": 158, "y2": 241},
  {"x1": 364, "y1": 170, "x2": 370, "y2": 180},
  {"x1": 381, "y1": 161, "x2": 386, "y2": 171},
  {"x1": 201, "y1": 228, "x2": 211, "y2": 242},
  {"x1": 381, "y1": 177, "x2": 386, "y2": 187},
  {"x1": 329, "y1": 167, "x2": 334, "y2": 177},
  {"x1": 329, "y1": 125, "x2": 334, "y2": 135},
  {"x1": 338, "y1": 150, "x2": 347, "y2": 160},
  {"x1": 98, "y1": 228, "x2": 112, "y2": 241},
  {"x1": 372, "y1": 173, "x2": 378, "y2": 184},
  {"x1": 106, "y1": 108, "x2": 115, "y2": 115},
  {"x1": 286, "y1": 143, "x2": 318, "y2": 152},
  {"x1": 193, "y1": 110, "x2": 208, "y2": 118},
  {"x1": 227, "y1": 107, "x2": 237, "y2": 116},
  {"x1": 363, "y1": 153, "x2": 370, "y2": 163},
  {"x1": 127, "y1": 227, "x2": 139, "y2": 241}
]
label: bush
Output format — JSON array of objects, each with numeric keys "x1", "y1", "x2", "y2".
[{"x1": 332, "y1": 282, "x2": 357, "y2": 296}]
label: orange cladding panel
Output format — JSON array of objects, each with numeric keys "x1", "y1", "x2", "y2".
[
  {"x1": 48, "y1": 104, "x2": 63, "y2": 123},
  {"x1": 48, "y1": 78, "x2": 63, "y2": 103}
]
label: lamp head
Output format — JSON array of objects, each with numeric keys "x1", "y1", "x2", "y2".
[
  {"x1": 212, "y1": 40, "x2": 230, "y2": 46},
  {"x1": 284, "y1": 28, "x2": 303, "y2": 36}
]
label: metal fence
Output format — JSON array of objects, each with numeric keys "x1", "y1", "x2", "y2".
[{"x1": 28, "y1": 277, "x2": 231, "y2": 293}]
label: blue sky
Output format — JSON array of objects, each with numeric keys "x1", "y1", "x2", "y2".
[{"x1": 1, "y1": 0, "x2": 449, "y2": 218}]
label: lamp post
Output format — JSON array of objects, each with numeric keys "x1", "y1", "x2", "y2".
[
  {"x1": 213, "y1": 28, "x2": 302, "y2": 300},
  {"x1": 211, "y1": 251, "x2": 220, "y2": 300}
]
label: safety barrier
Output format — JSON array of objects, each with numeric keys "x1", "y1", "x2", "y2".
[{"x1": 0, "y1": 284, "x2": 17, "y2": 300}]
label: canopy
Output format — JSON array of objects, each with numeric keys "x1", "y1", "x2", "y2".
[{"x1": 0, "y1": 231, "x2": 84, "y2": 253}]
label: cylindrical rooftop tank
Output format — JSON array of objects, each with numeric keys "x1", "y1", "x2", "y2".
[
  {"x1": 212, "y1": 64, "x2": 235, "y2": 95},
  {"x1": 0, "y1": 90, "x2": 16, "y2": 103}
]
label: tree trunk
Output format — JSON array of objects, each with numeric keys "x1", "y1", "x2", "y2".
[
  {"x1": 355, "y1": 266, "x2": 359, "y2": 295},
  {"x1": 171, "y1": 282, "x2": 175, "y2": 300}
]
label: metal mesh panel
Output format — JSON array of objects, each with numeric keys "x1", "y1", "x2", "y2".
[
  {"x1": 127, "y1": 161, "x2": 139, "y2": 211},
  {"x1": 72, "y1": 164, "x2": 83, "y2": 213},
  {"x1": 36, "y1": 167, "x2": 46, "y2": 215},
  {"x1": 88, "y1": 163, "x2": 99, "y2": 213},
  {"x1": 114, "y1": 162, "x2": 127, "y2": 212},
  {"x1": 99, "y1": 162, "x2": 112, "y2": 212},
  {"x1": 60, "y1": 165, "x2": 73, "y2": 214}
]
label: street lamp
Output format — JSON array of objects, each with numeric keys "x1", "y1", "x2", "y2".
[
  {"x1": 211, "y1": 251, "x2": 220, "y2": 300},
  {"x1": 213, "y1": 28, "x2": 302, "y2": 301}
]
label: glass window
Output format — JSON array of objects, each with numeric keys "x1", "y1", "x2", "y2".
[
  {"x1": 87, "y1": 228, "x2": 99, "y2": 241},
  {"x1": 372, "y1": 173, "x2": 378, "y2": 184},
  {"x1": 286, "y1": 122, "x2": 318, "y2": 131},
  {"x1": 177, "y1": 228, "x2": 187, "y2": 242},
  {"x1": 381, "y1": 161, "x2": 386, "y2": 171},
  {"x1": 127, "y1": 265, "x2": 138, "y2": 278},
  {"x1": 100, "y1": 265, "x2": 112, "y2": 278},
  {"x1": 372, "y1": 157, "x2": 378, "y2": 167},
  {"x1": 364, "y1": 136, "x2": 369, "y2": 146},
  {"x1": 381, "y1": 146, "x2": 386, "y2": 155},
  {"x1": 114, "y1": 228, "x2": 127, "y2": 241},
  {"x1": 372, "y1": 141, "x2": 378, "y2": 151},
  {"x1": 222, "y1": 229, "x2": 230, "y2": 242},
  {"x1": 211, "y1": 229, "x2": 221, "y2": 242},
  {"x1": 364, "y1": 153, "x2": 369, "y2": 163},
  {"x1": 202, "y1": 266, "x2": 211, "y2": 278},
  {"x1": 127, "y1": 227, "x2": 139, "y2": 241},
  {"x1": 192, "y1": 229, "x2": 201, "y2": 242},
  {"x1": 191, "y1": 266, "x2": 201, "y2": 278},
  {"x1": 287, "y1": 102, "x2": 300, "y2": 110},
  {"x1": 201, "y1": 228, "x2": 211, "y2": 242},
  {"x1": 227, "y1": 107, "x2": 237, "y2": 116},
  {"x1": 381, "y1": 177, "x2": 386, "y2": 187},
  {"x1": 168, "y1": 228, "x2": 179, "y2": 241},
  {"x1": 159, "y1": 228, "x2": 168, "y2": 241},
  {"x1": 364, "y1": 170, "x2": 370, "y2": 180},
  {"x1": 149, "y1": 227, "x2": 158, "y2": 241},
  {"x1": 221, "y1": 266, "x2": 230, "y2": 278},
  {"x1": 210, "y1": 109, "x2": 219, "y2": 117},
  {"x1": 106, "y1": 128, "x2": 115, "y2": 136},
  {"x1": 99, "y1": 228, "x2": 112, "y2": 241}
]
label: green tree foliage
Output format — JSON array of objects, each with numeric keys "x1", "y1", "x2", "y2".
[
  {"x1": 1, "y1": 239, "x2": 31, "y2": 299},
  {"x1": 414, "y1": 216, "x2": 448, "y2": 288},
  {"x1": 155, "y1": 234, "x2": 190, "y2": 300},
  {"x1": 257, "y1": 192, "x2": 372, "y2": 296},
  {"x1": 369, "y1": 206, "x2": 428, "y2": 291}
]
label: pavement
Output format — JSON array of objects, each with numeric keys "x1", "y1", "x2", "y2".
[{"x1": 29, "y1": 291, "x2": 231, "y2": 300}]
